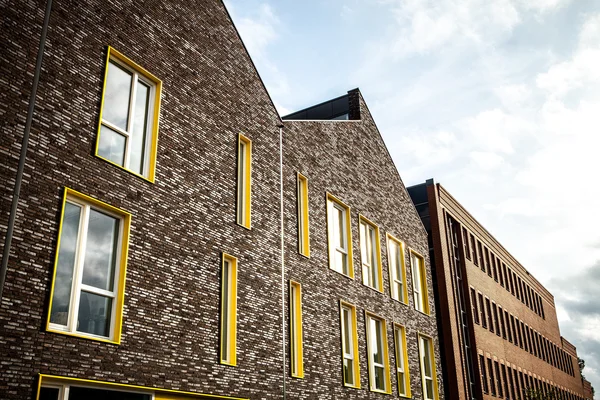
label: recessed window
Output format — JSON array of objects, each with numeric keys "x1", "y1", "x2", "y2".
[
  {"x1": 462, "y1": 228, "x2": 471, "y2": 260},
  {"x1": 96, "y1": 47, "x2": 161, "y2": 182},
  {"x1": 470, "y1": 288, "x2": 480, "y2": 324},
  {"x1": 478, "y1": 293, "x2": 487, "y2": 329},
  {"x1": 220, "y1": 253, "x2": 238, "y2": 366},
  {"x1": 365, "y1": 313, "x2": 391, "y2": 393},
  {"x1": 297, "y1": 173, "x2": 310, "y2": 257},
  {"x1": 290, "y1": 281, "x2": 304, "y2": 378},
  {"x1": 394, "y1": 324, "x2": 411, "y2": 397},
  {"x1": 327, "y1": 194, "x2": 353, "y2": 278},
  {"x1": 485, "y1": 298, "x2": 494, "y2": 333},
  {"x1": 236, "y1": 134, "x2": 252, "y2": 228},
  {"x1": 47, "y1": 188, "x2": 130, "y2": 343},
  {"x1": 340, "y1": 301, "x2": 360, "y2": 388},
  {"x1": 359, "y1": 216, "x2": 382, "y2": 291},
  {"x1": 488, "y1": 357, "x2": 497, "y2": 396},
  {"x1": 480, "y1": 355, "x2": 489, "y2": 393},
  {"x1": 411, "y1": 250, "x2": 429, "y2": 314},
  {"x1": 387, "y1": 234, "x2": 408, "y2": 303},
  {"x1": 418, "y1": 334, "x2": 440, "y2": 400}
]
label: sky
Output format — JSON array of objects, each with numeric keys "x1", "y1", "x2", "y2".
[{"x1": 225, "y1": 0, "x2": 600, "y2": 392}]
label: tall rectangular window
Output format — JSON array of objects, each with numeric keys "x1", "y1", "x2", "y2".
[
  {"x1": 411, "y1": 251, "x2": 429, "y2": 314},
  {"x1": 502, "y1": 363, "x2": 511, "y2": 400},
  {"x1": 495, "y1": 360, "x2": 503, "y2": 398},
  {"x1": 394, "y1": 324, "x2": 411, "y2": 397},
  {"x1": 327, "y1": 194, "x2": 353, "y2": 277},
  {"x1": 47, "y1": 188, "x2": 131, "y2": 343},
  {"x1": 297, "y1": 173, "x2": 310, "y2": 257},
  {"x1": 488, "y1": 357, "x2": 497, "y2": 396},
  {"x1": 506, "y1": 311, "x2": 512, "y2": 343},
  {"x1": 236, "y1": 134, "x2": 252, "y2": 228},
  {"x1": 387, "y1": 234, "x2": 408, "y2": 303},
  {"x1": 463, "y1": 228, "x2": 471, "y2": 260},
  {"x1": 340, "y1": 302, "x2": 360, "y2": 388},
  {"x1": 289, "y1": 281, "x2": 304, "y2": 378},
  {"x1": 470, "y1": 288, "x2": 480, "y2": 324},
  {"x1": 220, "y1": 253, "x2": 238, "y2": 366},
  {"x1": 470, "y1": 234, "x2": 478, "y2": 265},
  {"x1": 493, "y1": 302, "x2": 501, "y2": 337},
  {"x1": 492, "y1": 256, "x2": 499, "y2": 281},
  {"x1": 478, "y1": 293, "x2": 487, "y2": 328},
  {"x1": 480, "y1": 355, "x2": 489, "y2": 394},
  {"x1": 359, "y1": 216, "x2": 383, "y2": 291},
  {"x1": 486, "y1": 298, "x2": 494, "y2": 333},
  {"x1": 499, "y1": 307, "x2": 507, "y2": 339},
  {"x1": 418, "y1": 334, "x2": 439, "y2": 400},
  {"x1": 96, "y1": 47, "x2": 162, "y2": 182},
  {"x1": 484, "y1": 247, "x2": 492, "y2": 277},
  {"x1": 366, "y1": 313, "x2": 391, "y2": 393}
]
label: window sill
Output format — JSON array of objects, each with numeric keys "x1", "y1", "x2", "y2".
[
  {"x1": 46, "y1": 327, "x2": 119, "y2": 345},
  {"x1": 95, "y1": 154, "x2": 155, "y2": 184}
]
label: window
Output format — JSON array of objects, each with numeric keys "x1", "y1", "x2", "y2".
[
  {"x1": 411, "y1": 250, "x2": 429, "y2": 314},
  {"x1": 492, "y1": 256, "x2": 499, "y2": 282},
  {"x1": 387, "y1": 234, "x2": 408, "y2": 303},
  {"x1": 480, "y1": 355, "x2": 489, "y2": 393},
  {"x1": 470, "y1": 234, "x2": 477, "y2": 265},
  {"x1": 478, "y1": 293, "x2": 486, "y2": 328},
  {"x1": 95, "y1": 47, "x2": 161, "y2": 182},
  {"x1": 505, "y1": 310, "x2": 511, "y2": 342},
  {"x1": 418, "y1": 334, "x2": 439, "y2": 400},
  {"x1": 498, "y1": 258, "x2": 504, "y2": 287},
  {"x1": 502, "y1": 364, "x2": 510, "y2": 400},
  {"x1": 359, "y1": 216, "x2": 383, "y2": 291},
  {"x1": 39, "y1": 383, "x2": 150, "y2": 400},
  {"x1": 509, "y1": 366, "x2": 517, "y2": 400},
  {"x1": 485, "y1": 248, "x2": 492, "y2": 277},
  {"x1": 495, "y1": 360, "x2": 503, "y2": 398},
  {"x1": 488, "y1": 357, "x2": 497, "y2": 396},
  {"x1": 493, "y1": 303, "x2": 500, "y2": 337},
  {"x1": 394, "y1": 324, "x2": 411, "y2": 397},
  {"x1": 236, "y1": 134, "x2": 252, "y2": 228},
  {"x1": 289, "y1": 281, "x2": 304, "y2": 378},
  {"x1": 220, "y1": 253, "x2": 238, "y2": 366},
  {"x1": 477, "y1": 241, "x2": 485, "y2": 270},
  {"x1": 47, "y1": 188, "x2": 130, "y2": 343},
  {"x1": 297, "y1": 173, "x2": 310, "y2": 257},
  {"x1": 340, "y1": 302, "x2": 360, "y2": 388},
  {"x1": 511, "y1": 315, "x2": 518, "y2": 346},
  {"x1": 471, "y1": 288, "x2": 480, "y2": 324},
  {"x1": 463, "y1": 228, "x2": 471, "y2": 260},
  {"x1": 365, "y1": 313, "x2": 391, "y2": 393},
  {"x1": 327, "y1": 194, "x2": 353, "y2": 277},
  {"x1": 486, "y1": 298, "x2": 494, "y2": 333}
]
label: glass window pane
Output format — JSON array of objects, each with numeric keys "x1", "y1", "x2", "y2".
[
  {"x1": 129, "y1": 80, "x2": 150, "y2": 175},
  {"x1": 422, "y1": 338, "x2": 433, "y2": 376},
  {"x1": 335, "y1": 250, "x2": 346, "y2": 274},
  {"x1": 336, "y1": 207, "x2": 344, "y2": 248},
  {"x1": 398, "y1": 371, "x2": 406, "y2": 393},
  {"x1": 426, "y1": 379, "x2": 434, "y2": 399},
  {"x1": 342, "y1": 309, "x2": 351, "y2": 355},
  {"x1": 82, "y1": 209, "x2": 119, "y2": 291},
  {"x1": 69, "y1": 386, "x2": 150, "y2": 400},
  {"x1": 375, "y1": 365, "x2": 385, "y2": 390},
  {"x1": 344, "y1": 358, "x2": 354, "y2": 385},
  {"x1": 50, "y1": 202, "x2": 82, "y2": 326},
  {"x1": 237, "y1": 142, "x2": 246, "y2": 224},
  {"x1": 222, "y1": 260, "x2": 230, "y2": 362},
  {"x1": 98, "y1": 125, "x2": 126, "y2": 166},
  {"x1": 77, "y1": 291, "x2": 112, "y2": 337},
  {"x1": 102, "y1": 61, "x2": 132, "y2": 131},
  {"x1": 370, "y1": 318, "x2": 383, "y2": 364},
  {"x1": 40, "y1": 387, "x2": 60, "y2": 400}
]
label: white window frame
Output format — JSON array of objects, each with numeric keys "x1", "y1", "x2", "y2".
[
  {"x1": 411, "y1": 250, "x2": 429, "y2": 314},
  {"x1": 327, "y1": 194, "x2": 352, "y2": 277},
  {"x1": 39, "y1": 383, "x2": 152, "y2": 399},
  {"x1": 340, "y1": 302, "x2": 360, "y2": 388},
  {"x1": 365, "y1": 313, "x2": 390, "y2": 393},
  {"x1": 418, "y1": 334, "x2": 439, "y2": 400},
  {"x1": 387, "y1": 234, "x2": 407, "y2": 303},
  {"x1": 394, "y1": 324, "x2": 411, "y2": 397},
  {"x1": 359, "y1": 216, "x2": 382, "y2": 291}
]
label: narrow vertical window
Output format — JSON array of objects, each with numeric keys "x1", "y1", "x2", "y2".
[
  {"x1": 470, "y1": 288, "x2": 480, "y2": 324},
  {"x1": 486, "y1": 298, "x2": 494, "y2": 333},
  {"x1": 388, "y1": 234, "x2": 408, "y2": 303},
  {"x1": 394, "y1": 324, "x2": 411, "y2": 397},
  {"x1": 488, "y1": 358, "x2": 497, "y2": 396},
  {"x1": 366, "y1": 313, "x2": 391, "y2": 393},
  {"x1": 478, "y1": 293, "x2": 487, "y2": 328},
  {"x1": 419, "y1": 334, "x2": 440, "y2": 400},
  {"x1": 297, "y1": 173, "x2": 310, "y2": 257},
  {"x1": 340, "y1": 302, "x2": 360, "y2": 388},
  {"x1": 470, "y1": 234, "x2": 477, "y2": 264},
  {"x1": 47, "y1": 188, "x2": 131, "y2": 343},
  {"x1": 411, "y1": 250, "x2": 429, "y2": 314},
  {"x1": 480, "y1": 355, "x2": 489, "y2": 393},
  {"x1": 477, "y1": 241, "x2": 485, "y2": 270},
  {"x1": 96, "y1": 47, "x2": 162, "y2": 181},
  {"x1": 220, "y1": 253, "x2": 238, "y2": 366},
  {"x1": 493, "y1": 302, "x2": 500, "y2": 337},
  {"x1": 290, "y1": 281, "x2": 304, "y2": 378},
  {"x1": 327, "y1": 194, "x2": 353, "y2": 277},
  {"x1": 359, "y1": 216, "x2": 382, "y2": 291},
  {"x1": 495, "y1": 361, "x2": 503, "y2": 398},
  {"x1": 236, "y1": 134, "x2": 252, "y2": 228},
  {"x1": 463, "y1": 228, "x2": 471, "y2": 260}
]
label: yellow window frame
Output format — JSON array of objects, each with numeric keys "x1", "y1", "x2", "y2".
[
  {"x1": 339, "y1": 300, "x2": 361, "y2": 388},
  {"x1": 220, "y1": 253, "x2": 238, "y2": 366},
  {"x1": 387, "y1": 233, "x2": 409, "y2": 304},
  {"x1": 95, "y1": 46, "x2": 162, "y2": 183},
  {"x1": 410, "y1": 249, "x2": 430, "y2": 315},
  {"x1": 417, "y1": 333, "x2": 440, "y2": 400},
  {"x1": 365, "y1": 311, "x2": 392, "y2": 394},
  {"x1": 46, "y1": 187, "x2": 131, "y2": 345},
  {"x1": 358, "y1": 215, "x2": 383, "y2": 292},
  {"x1": 289, "y1": 280, "x2": 304, "y2": 378},
  {"x1": 236, "y1": 134, "x2": 252, "y2": 229},
  {"x1": 326, "y1": 193, "x2": 354, "y2": 278},
  {"x1": 394, "y1": 324, "x2": 411, "y2": 398},
  {"x1": 297, "y1": 173, "x2": 310, "y2": 257}
]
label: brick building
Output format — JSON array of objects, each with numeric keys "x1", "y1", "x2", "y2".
[
  {"x1": 0, "y1": 0, "x2": 442, "y2": 399},
  {"x1": 408, "y1": 180, "x2": 587, "y2": 400}
]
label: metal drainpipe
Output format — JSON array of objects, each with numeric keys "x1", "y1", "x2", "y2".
[
  {"x1": 278, "y1": 124, "x2": 286, "y2": 400},
  {"x1": 0, "y1": 0, "x2": 53, "y2": 301}
]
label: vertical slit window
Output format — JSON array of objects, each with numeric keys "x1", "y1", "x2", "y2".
[
  {"x1": 411, "y1": 251, "x2": 429, "y2": 314},
  {"x1": 366, "y1": 313, "x2": 391, "y2": 393},
  {"x1": 220, "y1": 253, "x2": 238, "y2": 366},
  {"x1": 394, "y1": 324, "x2": 411, "y2": 397},
  {"x1": 419, "y1": 334, "x2": 439, "y2": 400},
  {"x1": 290, "y1": 281, "x2": 304, "y2": 378},
  {"x1": 388, "y1": 234, "x2": 408, "y2": 303},
  {"x1": 327, "y1": 194, "x2": 353, "y2": 277},
  {"x1": 479, "y1": 293, "x2": 487, "y2": 328},
  {"x1": 297, "y1": 173, "x2": 310, "y2": 257},
  {"x1": 236, "y1": 134, "x2": 252, "y2": 228},
  {"x1": 480, "y1": 355, "x2": 489, "y2": 393},
  {"x1": 471, "y1": 288, "x2": 480, "y2": 324},
  {"x1": 470, "y1": 234, "x2": 477, "y2": 264},
  {"x1": 359, "y1": 216, "x2": 382, "y2": 291},
  {"x1": 340, "y1": 302, "x2": 360, "y2": 388},
  {"x1": 486, "y1": 298, "x2": 494, "y2": 333},
  {"x1": 495, "y1": 360, "x2": 503, "y2": 398}
]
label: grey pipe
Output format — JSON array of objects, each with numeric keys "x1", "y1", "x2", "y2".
[
  {"x1": 0, "y1": 0, "x2": 53, "y2": 300},
  {"x1": 278, "y1": 124, "x2": 286, "y2": 399}
]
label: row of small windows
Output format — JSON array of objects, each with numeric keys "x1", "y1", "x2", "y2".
[
  {"x1": 478, "y1": 353, "x2": 583, "y2": 400},
  {"x1": 470, "y1": 288, "x2": 575, "y2": 377},
  {"x1": 462, "y1": 227, "x2": 545, "y2": 319}
]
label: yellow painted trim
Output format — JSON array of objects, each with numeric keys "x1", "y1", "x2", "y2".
[
  {"x1": 339, "y1": 300, "x2": 361, "y2": 389},
  {"x1": 387, "y1": 233, "x2": 409, "y2": 305},
  {"x1": 289, "y1": 280, "x2": 304, "y2": 378},
  {"x1": 236, "y1": 134, "x2": 252, "y2": 229},
  {"x1": 409, "y1": 249, "x2": 430, "y2": 315},
  {"x1": 358, "y1": 215, "x2": 383, "y2": 293},
  {"x1": 417, "y1": 332, "x2": 440, "y2": 400},
  {"x1": 37, "y1": 374, "x2": 249, "y2": 400},
  {"x1": 394, "y1": 323, "x2": 411, "y2": 398},
  {"x1": 326, "y1": 193, "x2": 354, "y2": 279},
  {"x1": 364, "y1": 311, "x2": 392, "y2": 394},
  {"x1": 46, "y1": 187, "x2": 131, "y2": 345},
  {"x1": 297, "y1": 173, "x2": 310, "y2": 257},
  {"x1": 220, "y1": 253, "x2": 238, "y2": 366}
]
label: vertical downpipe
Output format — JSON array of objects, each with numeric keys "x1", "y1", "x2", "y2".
[{"x1": 279, "y1": 125, "x2": 286, "y2": 399}]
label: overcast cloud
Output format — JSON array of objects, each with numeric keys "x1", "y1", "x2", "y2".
[{"x1": 226, "y1": 0, "x2": 600, "y2": 391}]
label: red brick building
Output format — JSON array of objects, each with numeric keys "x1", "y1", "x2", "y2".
[{"x1": 408, "y1": 180, "x2": 587, "y2": 400}]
